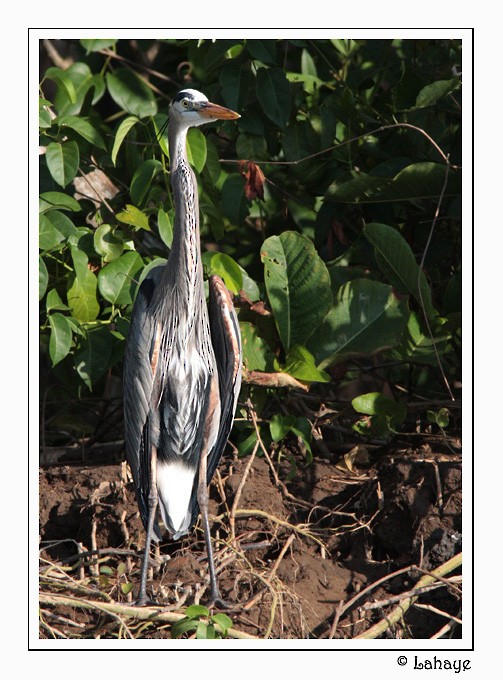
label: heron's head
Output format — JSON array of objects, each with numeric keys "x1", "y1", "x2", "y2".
[{"x1": 169, "y1": 89, "x2": 240, "y2": 129}]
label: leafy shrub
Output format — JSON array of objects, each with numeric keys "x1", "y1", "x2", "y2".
[{"x1": 39, "y1": 38, "x2": 462, "y2": 448}]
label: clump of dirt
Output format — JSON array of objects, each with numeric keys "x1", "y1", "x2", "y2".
[{"x1": 39, "y1": 436, "x2": 462, "y2": 640}]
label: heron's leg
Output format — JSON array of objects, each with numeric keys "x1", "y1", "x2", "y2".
[
  {"x1": 197, "y1": 455, "x2": 228, "y2": 609},
  {"x1": 136, "y1": 447, "x2": 158, "y2": 606}
]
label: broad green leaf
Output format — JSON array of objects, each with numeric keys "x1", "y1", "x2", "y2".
[
  {"x1": 51, "y1": 63, "x2": 105, "y2": 116},
  {"x1": 220, "y1": 62, "x2": 252, "y2": 112},
  {"x1": 39, "y1": 257, "x2": 48, "y2": 300},
  {"x1": 67, "y1": 269, "x2": 100, "y2": 322},
  {"x1": 221, "y1": 174, "x2": 247, "y2": 225},
  {"x1": 239, "y1": 321, "x2": 275, "y2": 372},
  {"x1": 236, "y1": 132, "x2": 268, "y2": 162},
  {"x1": 39, "y1": 191, "x2": 80, "y2": 213},
  {"x1": 352, "y1": 392, "x2": 407, "y2": 425},
  {"x1": 46, "y1": 289, "x2": 69, "y2": 312},
  {"x1": 48, "y1": 312, "x2": 73, "y2": 366},
  {"x1": 390, "y1": 311, "x2": 450, "y2": 364},
  {"x1": 301, "y1": 49, "x2": 317, "y2": 77},
  {"x1": 327, "y1": 162, "x2": 460, "y2": 203},
  {"x1": 187, "y1": 128, "x2": 207, "y2": 173},
  {"x1": 171, "y1": 619, "x2": 198, "y2": 638},
  {"x1": 44, "y1": 67, "x2": 77, "y2": 103},
  {"x1": 80, "y1": 39, "x2": 117, "y2": 53},
  {"x1": 106, "y1": 68, "x2": 157, "y2": 118},
  {"x1": 308, "y1": 279, "x2": 409, "y2": 368},
  {"x1": 130, "y1": 159, "x2": 163, "y2": 206},
  {"x1": 40, "y1": 210, "x2": 78, "y2": 250},
  {"x1": 270, "y1": 414, "x2": 296, "y2": 442},
  {"x1": 98, "y1": 251, "x2": 143, "y2": 305},
  {"x1": 157, "y1": 208, "x2": 174, "y2": 248},
  {"x1": 256, "y1": 67, "x2": 291, "y2": 129},
  {"x1": 261, "y1": 231, "x2": 332, "y2": 352},
  {"x1": 211, "y1": 613, "x2": 232, "y2": 634},
  {"x1": 152, "y1": 114, "x2": 169, "y2": 158},
  {"x1": 56, "y1": 115, "x2": 106, "y2": 149},
  {"x1": 186, "y1": 604, "x2": 209, "y2": 619},
  {"x1": 427, "y1": 408, "x2": 450, "y2": 428},
  {"x1": 94, "y1": 224, "x2": 124, "y2": 262},
  {"x1": 414, "y1": 77, "x2": 461, "y2": 109},
  {"x1": 116, "y1": 204, "x2": 150, "y2": 230},
  {"x1": 45, "y1": 141, "x2": 80, "y2": 188},
  {"x1": 75, "y1": 326, "x2": 114, "y2": 389},
  {"x1": 277, "y1": 345, "x2": 330, "y2": 382},
  {"x1": 111, "y1": 115, "x2": 140, "y2": 165},
  {"x1": 209, "y1": 253, "x2": 243, "y2": 294},
  {"x1": 364, "y1": 222, "x2": 436, "y2": 320},
  {"x1": 246, "y1": 39, "x2": 277, "y2": 64},
  {"x1": 39, "y1": 97, "x2": 53, "y2": 128},
  {"x1": 121, "y1": 582, "x2": 134, "y2": 595}
]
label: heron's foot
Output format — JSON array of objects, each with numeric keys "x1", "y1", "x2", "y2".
[
  {"x1": 207, "y1": 590, "x2": 238, "y2": 611},
  {"x1": 133, "y1": 592, "x2": 158, "y2": 607}
]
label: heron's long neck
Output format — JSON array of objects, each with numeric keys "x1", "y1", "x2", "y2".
[{"x1": 167, "y1": 122, "x2": 204, "y2": 305}]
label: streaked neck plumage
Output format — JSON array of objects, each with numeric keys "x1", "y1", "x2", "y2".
[{"x1": 165, "y1": 118, "x2": 204, "y2": 307}]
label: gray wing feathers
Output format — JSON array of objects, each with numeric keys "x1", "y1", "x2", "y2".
[{"x1": 206, "y1": 275, "x2": 242, "y2": 483}]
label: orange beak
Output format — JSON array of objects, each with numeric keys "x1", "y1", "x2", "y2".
[{"x1": 199, "y1": 101, "x2": 240, "y2": 120}]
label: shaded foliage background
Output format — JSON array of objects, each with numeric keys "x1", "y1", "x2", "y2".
[{"x1": 39, "y1": 37, "x2": 461, "y2": 470}]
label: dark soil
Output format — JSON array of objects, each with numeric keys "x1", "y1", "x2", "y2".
[{"x1": 39, "y1": 427, "x2": 462, "y2": 640}]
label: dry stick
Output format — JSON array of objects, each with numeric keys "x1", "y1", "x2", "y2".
[
  {"x1": 413, "y1": 602, "x2": 462, "y2": 625},
  {"x1": 229, "y1": 436, "x2": 260, "y2": 544},
  {"x1": 38, "y1": 593, "x2": 259, "y2": 639},
  {"x1": 232, "y1": 508, "x2": 325, "y2": 549},
  {"x1": 361, "y1": 578, "x2": 461, "y2": 611},
  {"x1": 267, "y1": 533, "x2": 296, "y2": 584},
  {"x1": 353, "y1": 552, "x2": 462, "y2": 639}
]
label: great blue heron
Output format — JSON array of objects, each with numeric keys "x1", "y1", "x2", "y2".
[{"x1": 123, "y1": 89, "x2": 242, "y2": 607}]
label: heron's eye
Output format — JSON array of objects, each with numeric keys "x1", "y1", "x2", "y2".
[{"x1": 182, "y1": 99, "x2": 189, "y2": 108}]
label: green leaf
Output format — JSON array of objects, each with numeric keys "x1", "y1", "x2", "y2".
[
  {"x1": 157, "y1": 208, "x2": 174, "y2": 248},
  {"x1": 94, "y1": 224, "x2": 124, "y2": 262},
  {"x1": 256, "y1": 67, "x2": 291, "y2": 129},
  {"x1": 187, "y1": 128, "x2": 207, "y2": 173},
  {"x1": 116, "y1": 204, "x2": 150, "y2": 230},
  {"x1": 56, "y1": 115, "x2": 106, "y2": 149},
  {"x1": 98, "y1": 251, "x2": 143, "y2": 305},
  {"x1": 390, "y1": 311, "x2": 450, "y2": 364},
  {"x1": 270, "y1": 414, "x2": 296, "y2": 442},
  {"x1": 39, "y1": 257, "x2": 48, "y2": 300},
  {"x1": 170, "y1": 619, "x2": 198, "y2": 638},
  {"x1": 46, "y1": 289, "x2": 69, "y2": 312},
  {"x1": 221, "y1": 174, "x2": 247, "y2": 225},
  {"x1": 111, "y1": 115, "x2": 140, "y2": 165},
  {"x1": 211, "y1": 613, "x2": 233, "y2": 633},
  {"x1": 278, "y1": 345, "x2": 330, "y2": 382},
  {"x1": 106, "y1": 68, "x2": 157, "y2": 118},
  {"x1": 44, "y1": 66, "x2": 77, "y2": 103},
  {"x1": 247, "y1": 39, "x2": 277, "y2": 64},
  {"x1": 414, "y1": 77, "x2": 461, "y2": 109},
  {"x1": 121, "y1": 582, "x2": 134, "y2": 595},
  {"x1": 185, "y1": 604, "x2": 209, "y2": 619},
  {"x1": 308, "y1": 279, "x2": 409, "y2": 368},
  {"x1": 80, "y1": 39, "x2": 117, "y2": 53},
  {"x1": 39, "y1": 97, "x2": 53, "y2": 128},
  {"x1": 45, "y1": 141, "x2": 80, "y2": 188},
  {"x1": 220, "y1": 62, "x2": 251, "y2": 112},
  {"x1": 67, "y1": 269, "x2": 100, "y2": 322},
  {"x1": 40, "y1": 210, "x2": 78, "y2": 250},
  {"x1": 327, "y1": 162, "x2": 460, "y2": 203},
  {"x1": 352, "y1": 392, "x2": 407, "y2": 425},
  {"x1": 427, "y1": 408, "x2": 450, "y2": 428},
  {"x1": 261, "y1": 231, "x2": 332, "y2": 352},
  {"x1": 75, "y1": 326, "x2": 114, "y2": 389},
  {"x1": 130, "y1": 159, "x2": 163, "y2": 206},
  {"x1": 209, "y1": 253, "x2": 243, "y2": 294},
  {"x1": 239, "y1": 321, "x2": 275, "y2": 372},
  {"x1": 39, "y1": 191, "x2": 80, "y2": 213},
  {"x1": 364, "y1": 222, "x2": 436, "y2": 321},
  {"x1": 48, "y1": 313, "x2": 73, "y2": 366}
]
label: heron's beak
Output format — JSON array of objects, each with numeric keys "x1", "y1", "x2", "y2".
[{"x1": 199, "y1": 101, "x2": 240, "y2": 120}]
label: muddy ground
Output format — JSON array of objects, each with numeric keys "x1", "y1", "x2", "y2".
[{"x1": 39, "y1": 404, "x2": 462, "y2": 641}]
